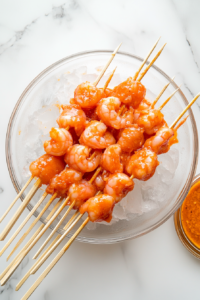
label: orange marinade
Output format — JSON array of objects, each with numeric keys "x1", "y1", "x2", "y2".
[{"x1": 181, "y1": 181, "x2": 200, "y2": 248}]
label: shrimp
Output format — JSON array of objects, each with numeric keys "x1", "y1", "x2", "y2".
[
  {"x1": 93, "y1": 170, "x2": 110, "y2": 191},
  {"x1": 64, "y1": 144, "x2": 102, "y2": 173},
  {"x1": 79, "y1": 194, "x2": 115, "y2": 223},
  {"x1": 135, "y1": 109, "x2": 165, "y2": 135},
  {"x1": 68, "y1": 180, "x2": 97, "y2": 209},
  {"x1": 112, "y1": 77, "x2": 146, "y2": 108},
  {"x1": 74, "y1": 82, "x2": 103, "y2": 109},
  {"x1": 44, "y1": 128, "x2": 73, "y2": 156},
  {"x1": 57, "y1": 104, "x2": 86, "y2": 136},
  {"x1": 96, "y1": 97, "x2": 134, "y2": 129},
  {"x1": 120, "y1": 152, "x2": 131, "y2": 172},
  {"x1": 29, "y1": 154, "x2": 65, "y2": 185},
  {"x1": 104, "y1": 173, "x2": 134, "y2": 203},
  {"x1": 83, "y1": 107, "x2": 99, "y2": 122},
  {"x1": 46, "y1": 167, "x2": 82, "y2": 197},
  {"x1": 144, "y1": 126, "x2": 174, "y2": 154},
  {"x1": 137, "y1": 98, "x2": 151, "y2": 111},
  {"x1": 117, "y1": 125, "x2": 144, "y2": 153},
  {"x1": 79, "y1": 121, "x2": 116, "y2": 149},
  {"x1": 101, "y1": 145, "x2": 123, "y2": 173},
  {"x1": 126, "y1": 148, "x2": 159, "y2": 181}
]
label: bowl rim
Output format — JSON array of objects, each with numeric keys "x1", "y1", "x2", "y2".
[{"x1": 5, "y1": 49, "x2": 199, "y2": 244}]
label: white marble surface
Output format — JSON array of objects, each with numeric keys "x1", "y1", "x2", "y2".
[{"x1": 0, "y1": 0, "x2": 200, "y2": 299}]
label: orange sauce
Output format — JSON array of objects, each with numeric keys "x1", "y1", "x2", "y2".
[{"x1": 181, "y1": 181, "x2": 200, "y2": 249}]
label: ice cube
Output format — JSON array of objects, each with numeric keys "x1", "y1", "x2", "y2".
[{"x1": 113, "y1": 204, "x2": 127, "y2": 220}]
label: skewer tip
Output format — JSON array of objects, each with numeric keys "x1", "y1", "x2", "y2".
[{"x1": 114, "y1": 43, "x2": 122, "y2": 54}]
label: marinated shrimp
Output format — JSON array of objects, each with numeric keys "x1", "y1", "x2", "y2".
[
  {"x1": 79, "y1": 121, "x2": 116, "y2": 149},
  {"x1": 137, "y1": 98, "x2": 151, "y2": 111},
  {"x1": 44, "y1": 128, "x2": 73, "y2": 156},
  {"x1": 57, "y1": 104, "x2": 86, "y2": 136},
  {"x1": 64, "y1": 144, "x2": 102, "y2": 173},
  {"x1": 74, "y1": 82, "x2": 103, "y2": 109},
  {"x1": 126, "y1": 148, "x2": 159, "y2": 181},
  {"x1": 117, "y1": 125, "x2": 144, "y2": 153},
  {"x1": 120, "y1": 152, "x2": 131, "y2": 172},
  {"x1": 104, "y1": 173, "x2": 134, "y2": 203},
  {"x1": 134, "y1": 109, "x2": 165, "y2": 135},
  {"x1": 68, "y1": 180, "x2": 97, "y2": 209},
  {"x1": 79, "y1": 194, "x2": 115, "y2": 222},
  {"x1": 93, "y1": 170, "x2": 110, "y2": 191},
  {"x1": 101, "y1": 144, "x2": 123, "y2": 173},
  {"x1": 112, "y1": 77, "x2": 146, "y2": 108},
  {"x1": 96, "y1": 97, "x2": 134, "y2": 129},
  {"x1": 144, "y1": 126, "x2": 174, "y2": 154},
  {"x1": 46, "y1": 167, "x2": 82, "y2": 197},
  {"x1": 29, "y1": 154, "x2": 65, "y2": 185}
]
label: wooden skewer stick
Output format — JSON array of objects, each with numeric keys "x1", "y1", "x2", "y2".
[
  {"x1": 151, "y1": 76, "x2": 175, "y2": 108},
  {"x1": 16, "y1": 209, "x2": 80, "y2": 290},
  {"x1": 33, "y1": 166, "x2": 102, "y2": 259},
  {"x1": 0, "y1": 199, "x2": 63, "y2": 285},
  {"x1": 133, "y1": 37, "x2": 161, "y2": 81},
  {"x1": 1, "y1": 200, "x2": 62, "y2": 281},
  {"x1": 0, "y1": 176, "x2": 34, "y2": 223},
  {"x1": 0, "y1": 226, "x2": 42, "y2": 280},
  {"x1": 33, "y1": 205, "x2": 77, "y2": 259},
  {"x1": 158, "y1": 86, "x2": 181, "y2": 111},
  {"x1": 0, "y1": 192, "x2": 48, "y2": 257},
  {"x1": 103, "y1": 67, "x2": 117, "y2": 92},
  {"x1": 31, "y1": 211, "x2": 82, "y2": 274},
  {"x1": 93, "y1": 43, "x2": 122, "y2": 87},
  {"x1": 0, "y1": 178, "x2": 42, "y2": 241},
  {"x1": 137, "y1": 44, "x2": 166, "y2": 82},
  {"x1": 7, "y1": 192, "x2": 58, "y2": 260},
  {"x1": 170, "y1": 93, "x2": 200, "y2": 129},
  {"x1": 22, "y1": 217, "x2": 89, "y2": 300}
]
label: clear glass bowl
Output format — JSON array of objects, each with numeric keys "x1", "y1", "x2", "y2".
[
  {"x1": 174, "y1": 174, "x2": 200, "y2": 259},
  {"x1": 6, "y1": 50, "x2": 198, "y2": 244}
]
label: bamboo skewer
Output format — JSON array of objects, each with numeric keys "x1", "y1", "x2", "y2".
[
  {"x1": 151, "y1": 76, "x2": 175, "y2": 108},
  {"x1": 7, "y1": 192, "x2": 58, "y2": 260},
  {"x1": 133, "y1": 37, "x2": 161, "y2": 81},
  {"x1": 158, "y1": 86, "x2": 181, "y2": 111},
  {"x1": 22, "y1": 217, "x2": 89, "y2": 300},
  {"x1": 93, "y1": 43, "x2": 122, "y2": 87},
  {"x1": 137, "y1": 43, "x2": 166, "y2": 82},
  {"x1": 0, "y1": 178, "x2": 42, "y2": 241},
  {"x1": 170, "y1": 93, "x2": 200, "y2": 128},
  {"x1": 33, "y1": 167, "x2": 102, "y2": 260},
  {"x1": 103, "y1": 67, "x2": 117, "y2": 91},
  {"x1": 0, "y1": 199, "x2": 63, "y2": 285},
  {"x1": 0, "y1": 200, "x2": 63, "y2": 280},
  {"x1": 30, "y1": 212, "x2": 82, "y2": 274},
  {"x1": 0, "y1": 176, "x2": 34, "y2": 223},
  {"x1": 0, "y1": 192, "x2": 48, "y2": 257},
  {"x1": 16, "y1": 210, "x2": 80, "y2": 290},
  {"x1": 0, "y1": 226, "x2": 42, "y2": 280}
]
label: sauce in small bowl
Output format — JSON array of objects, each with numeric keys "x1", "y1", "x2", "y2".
[{"x1": 174, "y1": 174, "x2": 200, "y2": 258}]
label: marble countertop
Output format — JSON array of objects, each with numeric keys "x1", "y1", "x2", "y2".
[{"x1": 0, "y1": 0, "x2": 200, "y2": 299}]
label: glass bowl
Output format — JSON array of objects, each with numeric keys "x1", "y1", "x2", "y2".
[
  {"x1": 6, "y1": 50, "x2": 198, "y2": 244},
  {"x1": 174, "y1": 174, "x2": 200, "y2": 259}
]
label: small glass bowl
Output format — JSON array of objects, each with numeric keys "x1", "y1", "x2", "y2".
[
  {"x1": 174, "y1": 174, "x2": 200, "y2": 259},
  {"x1": 6, "y1": 50, "x2": 199, "y2": 244}
]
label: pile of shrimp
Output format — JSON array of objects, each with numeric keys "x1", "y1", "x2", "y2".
[{"x1": 29, "y1": 75, "x2": 179, "y2": 224}]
